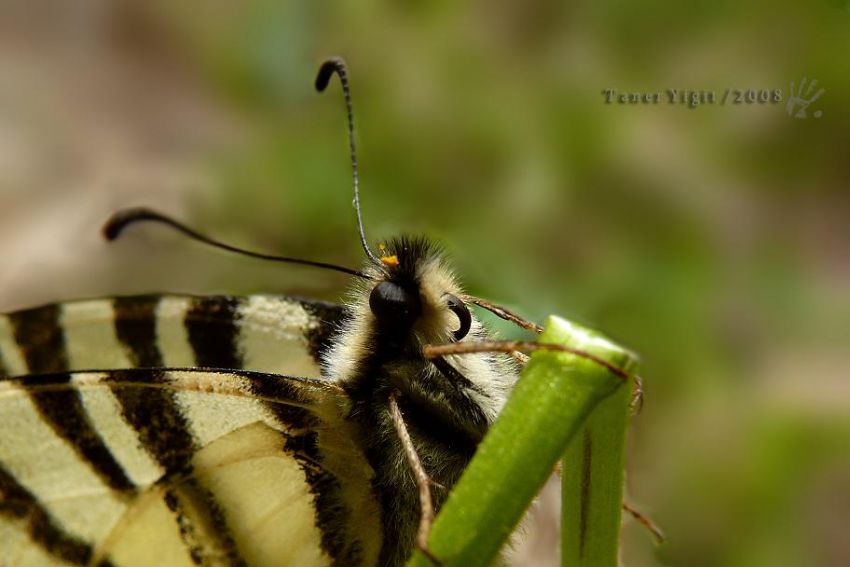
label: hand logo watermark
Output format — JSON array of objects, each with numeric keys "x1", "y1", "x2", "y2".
[{"x1": 786, "y1": 78, "x2": 824, "y2": 119}]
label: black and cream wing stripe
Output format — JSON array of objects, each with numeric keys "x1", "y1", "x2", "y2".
[
  {"x1": 0, "y1": 294, "x2": 346, "y2": 379},
  {"x1": 0, "y1": 295, "x2": 381, "y2": 566}
]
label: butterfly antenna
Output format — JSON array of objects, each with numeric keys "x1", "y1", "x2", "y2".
[
  {"x1": 315, "y1": 57, "x2": 382, "y2": 267},
  {"x1": 102, "y1": 207, "x2": 368, "y2": 279}
]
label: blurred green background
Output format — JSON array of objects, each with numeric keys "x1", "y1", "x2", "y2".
[{"x1": 1, "y1": 1, "x2": 848, "y2": 565}]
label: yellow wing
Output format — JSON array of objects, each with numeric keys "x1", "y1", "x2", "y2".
[{"x1": 0, "y1": 294, "x2": 382, "y2": 566}]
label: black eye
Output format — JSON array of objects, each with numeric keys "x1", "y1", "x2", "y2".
[
  {"x1": 369, "y1": 281, "x2": 421, "y2": 328},
  {"x1": 446, "y1": 294, "x2": 471, "y2": 341}
]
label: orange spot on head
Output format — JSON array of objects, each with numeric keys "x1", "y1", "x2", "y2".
[{"x1": 380, "y1": 255, "x2": 399, "y2": 267}]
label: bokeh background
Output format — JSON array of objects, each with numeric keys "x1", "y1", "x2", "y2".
[{"x1": 1, "y1": 1, "x2": 848, "y2": 565}]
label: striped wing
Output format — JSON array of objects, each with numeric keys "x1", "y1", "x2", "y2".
[
  {"x1": 0, "y1": 296, "x2": 382, "y2": 566},
  {"x1": 0, "y1": 294, "x2": 346, "y2": 379}
]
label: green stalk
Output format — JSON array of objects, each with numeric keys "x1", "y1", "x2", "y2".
[
  {"x1": 561, "y1": 370, "x2": 633, "y2": 566},
  {"x1": 407, "y1": 315, "x2": 638, "y2": 567}
]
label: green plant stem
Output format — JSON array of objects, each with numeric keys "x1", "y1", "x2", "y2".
[
  {"x1": 561, "y1": 372, "x2": 633, "y2": 566},
  {"x1": 407, "y1": 315, "x2": 637, "y2": 567}
]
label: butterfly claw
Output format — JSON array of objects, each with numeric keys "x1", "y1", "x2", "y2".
[
  {"x1": 416, "y1": 539, "x2": 443, "y2": 566},
  {"x1": 630, "y1": 374, "x2": 645, "y2": 415},
  {"x1": 622, "y1": 501, "x2": 666, "y2": 545}
]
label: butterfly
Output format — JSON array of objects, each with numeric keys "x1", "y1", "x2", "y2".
[{"x1": 0, "y1": 58, "x2": 542, "y2": 566}]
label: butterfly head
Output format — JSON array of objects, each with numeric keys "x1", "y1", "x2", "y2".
[{"x1": 362, "y1": 235, "x2": 472, "y2": 346}]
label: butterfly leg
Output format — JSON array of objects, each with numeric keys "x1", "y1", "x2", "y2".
[
  {"x1": 388, "y1": 391, "x2": 443, "y2": 566},
  {"x1": 622, "y1": 501, "x2": 666, "y2": 544},
  {"x1": 438, "y1": 339, "x2": 641, "y2": 408},
  {"x1": 460, "y1": 338, "x2": 639, "y2": 407},
  {"x1": 463, "y1": 296, "x2": 543, "y2": 333},
  {"x1": 425, "y1": 340, "x2": 631, "y2": 381}
]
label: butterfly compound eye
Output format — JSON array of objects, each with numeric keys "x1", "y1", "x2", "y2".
[
  {"x1": 369, "y1": 281, "x2": 422, "y2": 328},
  {"x1": 446, "y1": 294, "x2": 471, "y2": 341}
]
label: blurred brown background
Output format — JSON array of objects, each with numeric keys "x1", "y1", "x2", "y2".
[{"x1": 1, "y1": 1, "x2": 848, "y2": 565}]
